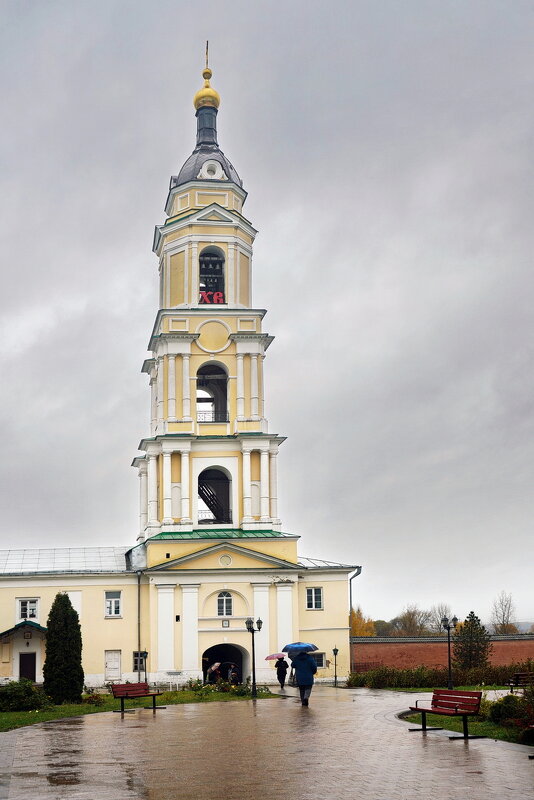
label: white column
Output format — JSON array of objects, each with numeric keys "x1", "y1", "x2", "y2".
[
  {"x1": 236, "y1": 354, "x2": 245, "y2": 419},
  {"x1": 150, "y1": 376, "x2": 157, "y2": 435},
  {"x1": 276, "y1": 583, "x2": 294, "y2": 652},
  {"x1": 252, "y1": 584, "x2": 270, "y2": 672},
  {"x1": 227, "y1": 243, "x2": 235, "y2": 304},
  {"x1": 156, "y1": 357, "x2": 164, "y2": 431},
  {"x1": 157, "y1": 585, "x2": 175, "y2": 671},
  {"x1": 242, "y1": 448, "x2": 253, "y2": 522},
  {"x1": 138, "y1": 462, "x2": 148, "y2": 541},
  {"x1": 147, "y1": 454, "x2": 159, "y2": 527},
  {"x1": 260, "y1": 448, "x2": 270, "y2": 522},
  {"x1": 250, "y1": 354, "x2": 259, "y2": 419},
  {"x1": 259, "y1": 355, "x2": 265, "y2": 419},
  {"x1": 190, "y1": 242, "x2": 197, "y2": 304},
  {"x1": 269, "y1": 450, "x2": 278, "y2": 522},
  {"x1": 180, "y1": 450, "x2": 191, "y2": 523},
  {"x1": 162, "y1": 452, "x2": 173, "y2": 524},
  {"x1": 167, "y1": 355, "x2": 176, "y2": 420},
  {"x1": 182, "y1": 585, "x2": 200, "y2": 673},
  {"x1": 182, "y1": 355, "x2": 191, "y2": 420}
]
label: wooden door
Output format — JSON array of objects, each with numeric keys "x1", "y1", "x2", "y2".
[
  {"x1": 105, "y1": 650, "x2": 121, "y2": 681},
  {"x1": 19, "y1": 653, "x2": 36, "y2": 681}
]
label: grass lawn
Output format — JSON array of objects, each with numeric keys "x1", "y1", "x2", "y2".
[
  {"x1": 401, "y1": 711, "x2": 531, "y2": 745},
  {"x1": 0, "y1": 689, "x2": 275, "y2": 733}
]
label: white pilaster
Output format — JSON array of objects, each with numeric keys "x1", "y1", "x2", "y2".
[
  {"x1": 227, "y1": 243, "x2": 235, "y2": 304},
  {"x1": 156, "y1": 357, "x2": 164, "y2": 431},
  {"x1": 180, "y1": 450, "x2": 191, "y2": 523},
  {"x1": 167, "y1": 355, "x2": 176, "y2": 420},
  {"x1": 182, "y1": 584, "x2": 200, "y2": 672},
  {"x1": 276, "y1": 583, "x2": 294, "y2": 652},
  {"x1": 190, "y1": 242, "x2": 197, "y2": 304},
  {"x1": 252, "y1": 583, "x2": 270, "y2": 667},
  {"x1": 182, "y1": 355, "x2": 191, "y2": 420},
  {"x1": 157, "y1": 585, "x2": 175, "y2": 671},
  {"x1": 242, "y1": 447, "x2": 253, "y2": 522},
  {"x1": 260, "y1": 447, "x2": 270, "y2": 522},
  {"x1": 250, "y1": 354, "x2": 259, "y2": 419},
  {"x1": 269, "y1": 450, "x2": 279, "y2": 522},
  {"x1": 150, "y1": 376, "x2": 157, "y2": 435},
  {"x1": 236, "y1": 354, "x2": 245, "y2": 420},
  {"x1": 162, "y1": 452, "x2": 173, "y2": 524},
  {"x1": 138, "y1": 461, "x2": 148, "y2": 541},
  {"x1": 147, "y1": 454, "x2": 159, "y2": 527}
]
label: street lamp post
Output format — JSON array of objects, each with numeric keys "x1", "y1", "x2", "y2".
[
  {"x1": 441, "y1": 615, "x2": 458, "y2": 690},
  {"x1": 245, "y1": 617, "x2": 263, "y2": 698},
  {"x1": 332, "y1": 646, "x2": 339, "y2": 687}
]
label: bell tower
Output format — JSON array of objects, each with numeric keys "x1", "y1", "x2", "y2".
[{"x1": 133, "y1": 58, "x2": 285, "y2": 541}]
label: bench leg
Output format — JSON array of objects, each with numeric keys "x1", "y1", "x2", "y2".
[
  {"x1": 113, "y1": 697, "x2": 135, "y2": 713},
  {"x1": 409, "y1": 711, "x2": 443, "y2": 733},
  {"x1": 448, "y1": 715, "x2": 486, "y2": 740}
]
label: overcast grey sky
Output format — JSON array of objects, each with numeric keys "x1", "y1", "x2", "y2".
[{"x1": 1, "y1": 1, "x2": 533, "y2": 624}]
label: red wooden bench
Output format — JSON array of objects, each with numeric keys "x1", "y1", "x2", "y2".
[
  {"x1": 110, "y1": 682, "x2": 165, "y2": 713},
  {"x1": 408, "y1": 689, "x2": 484, "y2": 740}
]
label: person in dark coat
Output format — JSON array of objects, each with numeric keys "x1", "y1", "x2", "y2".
[
  {"x1": 274, "y1": 657, "x2": 289, "y2": 689},
  {"x1": 291, "y1": 651, "x2": 317, "y2": 706}
]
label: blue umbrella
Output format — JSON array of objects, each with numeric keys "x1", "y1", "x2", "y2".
[{"x1": 282, "y1": 641, "x2": 318, "y2": 656}]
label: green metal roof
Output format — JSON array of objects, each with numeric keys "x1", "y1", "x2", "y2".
[
  {"x1": 147, "y1": 528, "x2": 296, "y2": 541},
  {"x1": 0, "y1": 620, "x2": 47, "y2": 639}
]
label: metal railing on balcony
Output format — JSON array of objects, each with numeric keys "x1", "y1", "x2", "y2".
[{"x1": 197, "y1": 411, "x2": 230, "y2": 423}]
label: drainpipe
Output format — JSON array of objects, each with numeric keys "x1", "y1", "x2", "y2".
[
  {"x1": 349, "y1": 567, "x2": 362, "y2": 674},
  {"x1": 137, "y1": 571, "x2": 143, "y2": 682}
]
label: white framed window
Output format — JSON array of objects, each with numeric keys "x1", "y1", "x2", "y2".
[
  {"x1": 18, "y1": 598, "x2": 38, "y2": 622},
  {"x1": 306, "y1": 587, "x2": 323, "y2": 610},
  {"x1": 314, "y1": 652, "x2": 326, "y2": 668},
  {"x1": 217, "y1": 591, "x2": 232, "y2": 616},
  {"x1": 133, "y1": 652, "x2": 146, "y2": 672},
  {"x1": 105, "y1": 591, "x2": 121, "y2": 617}
]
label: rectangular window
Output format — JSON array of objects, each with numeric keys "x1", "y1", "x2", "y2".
[
  {"x1": 306, "y1": 587, "x2": 323, "y2": 610},
  {"x1": 18, "y1": 599, "x2": 38, "y2": 621},
  {"x1": 133, "y1": 652, "x2": 146, "y2": 672},
  {"x1": 314, "y1": 652, "x2": 325, "y2": 668},
  {"x1": 105, "y1": 591, "x2": 121, "y2": 617}
]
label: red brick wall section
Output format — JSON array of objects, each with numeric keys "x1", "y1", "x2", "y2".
[{"x1": 351, "y1": 639, "x2": 534, "y2": 670}]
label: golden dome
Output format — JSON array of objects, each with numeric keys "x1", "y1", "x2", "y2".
[{"x1": 193, "y1": 67, "x2": 220, "y2": 110}]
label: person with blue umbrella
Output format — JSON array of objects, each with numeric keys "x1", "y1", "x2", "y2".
[{"x1": 282, "y1": 642, "x2": 318, "y2": 706}]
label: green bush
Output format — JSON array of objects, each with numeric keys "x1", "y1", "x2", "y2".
[
  {"x1": 489, "y1": 694, "x2": 526, "y2": 725},
  {"x1": 81, "y1": 693, "x2": 105, "y2": 706},
  {"x1": 518, "y1": 727, "x2": 534, "y2": 746},
  {"x1": 346, "y1": 661, "x2": 534, "y2": 689},
  {"x1": 0, "y1": 679, "x2": 51, "y2": 711}
]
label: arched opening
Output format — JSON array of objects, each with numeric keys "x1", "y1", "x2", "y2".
[
  {"x1": 198, "y1": 467, "x2": 232, "y2": 524},
  {"x1": 202, "y1": 643, "x2": 246, "y2": 684},
  {"x1": 196, "y1": 364, "x2": 228, "y2": 423},
  {"x1": 199, "y1": 246, "x2": 225, "y2": 304}
]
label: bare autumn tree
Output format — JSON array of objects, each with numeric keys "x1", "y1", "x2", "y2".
[
  {"x1": 491, "y1": 591, "x2": 519, "y2": 634},
  {"x1": 428, "y1": 603, "x2": 452, "y2": 634},
  {"x1": 390, "y1": 605, "x2": 431, "y2": 637}
]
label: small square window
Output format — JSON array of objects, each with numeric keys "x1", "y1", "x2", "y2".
[
  {"x1": 306, "y1": 587, "x2": 323, "y2": 610},
  {"x1": 314, "y1": 652, "x2": 325, "y2": 668},
  {"x1": 105, "y1": 591, "x2": 121, "y2": 617},
  {"x1": 133, "y1": 651, "x2": 146, "y2": 672},
  {"x1": 18, "y1": 599, "x2": 38, "y2": 621}
]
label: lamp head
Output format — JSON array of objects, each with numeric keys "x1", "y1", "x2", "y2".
[
  {"x1": 245, "y1": 617, "x2": 254, "y2": 633},
  {"x1": 333, "y1": 647, "x2": 339, "y2": 656},
  {"x1": 441, "y1": 616, "x2": 449, "y2": 629},
  {"x1": 256, "y1": 618, "x2": 263, "y2": 631}
]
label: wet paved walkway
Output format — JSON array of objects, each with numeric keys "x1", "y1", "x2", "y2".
[{"x1": 0, "y1": 686, "x2": 532, "y2": 799}]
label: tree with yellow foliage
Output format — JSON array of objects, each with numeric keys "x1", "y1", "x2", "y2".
[{"x1": 349, "y1": 606, "x2": 376, "y2": 636}]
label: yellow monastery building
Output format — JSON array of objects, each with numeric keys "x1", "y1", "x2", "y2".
[{"x1": 0, "y1": 64, "x2": 360, "y2": 687}]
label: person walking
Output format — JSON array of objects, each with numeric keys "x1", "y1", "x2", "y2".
[
  {"x1": 291, "y1": 651, "x2": 317, "y2": 706},
  {"x1": 274, "y1": 656, "x2": 289, "y2": 689}
]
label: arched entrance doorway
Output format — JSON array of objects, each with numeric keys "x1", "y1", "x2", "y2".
[{"x1": 202, "y1": 643, "x2": 247, "y2": 683}]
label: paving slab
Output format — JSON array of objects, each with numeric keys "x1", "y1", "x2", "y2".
[{"x1": 0, "y1": 687, "x2": 532, "y2": 800}]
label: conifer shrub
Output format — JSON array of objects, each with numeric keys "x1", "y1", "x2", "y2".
[{"x1": 43, "y1": 592, "x2": 84, "y2": 704}]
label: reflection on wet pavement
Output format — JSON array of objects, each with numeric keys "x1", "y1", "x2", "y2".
[{"x1": 0, "y1": 687, "x2": 532, "y2": 799}]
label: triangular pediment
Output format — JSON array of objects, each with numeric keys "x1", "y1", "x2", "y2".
[
  {"x1": 147, "y1": 541, "x2": 300, "y2": 572},
  {"x1": 193, "y1": 204, "x2": 241, "y2": 224}
]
